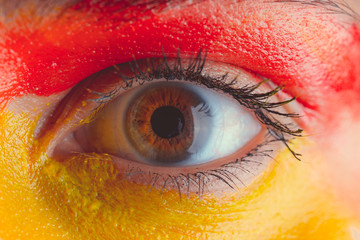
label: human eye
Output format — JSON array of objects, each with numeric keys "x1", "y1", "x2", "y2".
[
  {"x1": 36, "y1": 51, "x2": 302, "y2": 196},
  {"x1": 1, "y1": 0, "x2": 360, "y2": 239}
]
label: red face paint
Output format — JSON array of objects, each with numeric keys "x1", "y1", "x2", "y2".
[{"x1": 0, "y1": 0, "x2": 359, "y2": 111}]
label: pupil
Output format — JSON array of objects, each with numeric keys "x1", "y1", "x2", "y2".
[{"x1": 150, "y1": 106, "x2": 185, "y2": 139}]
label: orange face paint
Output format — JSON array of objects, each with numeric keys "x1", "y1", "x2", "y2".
[{"x1": 0, "y1": 109, "x2": 357, "y2": 239}]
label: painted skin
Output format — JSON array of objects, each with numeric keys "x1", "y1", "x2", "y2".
[{"x1": 0, "y1": 0, "x2": 360, "y2": 239}]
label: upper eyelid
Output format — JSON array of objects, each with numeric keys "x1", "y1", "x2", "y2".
[
  {"x1": 87, "y1": 54, "x2": 303, "y2": 135},
  {"x1": 1, "y1": 0, "x2": 355, "y2": 110}
]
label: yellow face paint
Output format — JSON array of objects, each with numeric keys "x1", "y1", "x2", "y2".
[{"x1": 0, "y1": 110, "x2": 356, "y2": 239}]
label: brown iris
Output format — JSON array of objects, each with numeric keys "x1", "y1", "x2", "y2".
[{"x1": 126, "y1": 82, "x2": 204, "y2": 163}]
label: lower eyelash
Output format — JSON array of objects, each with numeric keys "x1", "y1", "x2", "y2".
[
  {"x1": 84, "y1": 49, "x2": 303, "y2": 196},
  {"x1": 125, "y1": 130, "x2": 286, "y2": 199}
]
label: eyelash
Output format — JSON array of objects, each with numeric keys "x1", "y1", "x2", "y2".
[
  {"x1": 85, "y1": 49, "x2": 303, "y2": 197},
  {"x1": 125, "y1": 136, "x2": 279, "y2": 199}
]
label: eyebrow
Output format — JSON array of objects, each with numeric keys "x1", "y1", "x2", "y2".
[{"x1": 0, "y1": 0, "x2": 359, "y2": 24}]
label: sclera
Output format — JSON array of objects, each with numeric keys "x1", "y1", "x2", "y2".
[{"x1": 76, "y1": 80, "x2": 262, "y2": 167}]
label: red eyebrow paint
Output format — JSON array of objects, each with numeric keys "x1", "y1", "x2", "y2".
[{"x1": 0, "y1": 1, "x2": 358, "y2": 110}]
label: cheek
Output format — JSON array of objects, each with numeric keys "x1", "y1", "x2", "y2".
[
  {"x1": 0, "y1": 111, "x2": 71, "y2": 238},
  {"x1": 0, "y1": 111, "x2": 355, "y2": 240}
]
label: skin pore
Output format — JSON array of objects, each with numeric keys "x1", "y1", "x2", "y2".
[{"x1": 0, "y1": 0, "x2": 360, "y2": 239}]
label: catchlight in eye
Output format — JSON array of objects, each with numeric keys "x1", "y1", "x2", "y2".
[{"x1": 74, "y1": 81, "x2": 262, "y2": 167}]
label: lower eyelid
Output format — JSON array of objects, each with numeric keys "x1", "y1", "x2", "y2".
[
  {"x1": 47, "y1": 126, "x2": 283, "y2": 197},
  {"x1": 101, "y1": 125, "x2": 266, "y2": 171},
  {"x1": 45, "y1": 115, "x2": 287, "y2": 196}
]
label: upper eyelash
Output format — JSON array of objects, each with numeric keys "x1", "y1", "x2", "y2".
[
  {"x1": 87, "y1": 49, "x2": 304, "y2": 163},
  {"x1": 89, "y1": 49, "x2": 303, "y2": 137}
]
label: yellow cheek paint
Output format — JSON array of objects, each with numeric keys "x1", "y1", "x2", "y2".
[
  {"x1": 0, "y1": 110, "x2": 356, "y2": 240},
  {"x1": 0, "y1": 111, "x2": 70, "y2": 239}
]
